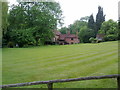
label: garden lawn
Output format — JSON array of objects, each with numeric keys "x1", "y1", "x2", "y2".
[{"x1": 2, "y1": 41, "x2": 118, "y2": 88}]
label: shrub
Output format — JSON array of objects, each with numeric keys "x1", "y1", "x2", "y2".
[
  {"x1": 89, "y1": 37, "x2": 97, "y2": 43},
  {"x1": 104, "y1": 34, "x2": 118, "y2": 41},
  {"x1": 7, "y1": 41, "x2": 14, "y2": 48},
  {"x1": 89, "y1": 37, "x2": 94, "y2": 43}
]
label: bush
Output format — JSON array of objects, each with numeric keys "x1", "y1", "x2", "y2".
[
  {"x1": 89, "y1": 37, "x2": 94, "y2": 43},
  {"x1": 7, "y1": 41, "x2": 14, "y2": 48},
  {"x1": 89, "y1": 37, "x2": 97, "y2": 43},
  {"x1": 9, "y1": 28, "x2": 36, "y2": 47},
  {"x1": 104, "y1": 34, "x2": 118, "y2": 41}
]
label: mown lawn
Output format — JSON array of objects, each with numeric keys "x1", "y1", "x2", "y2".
[{"x1": 2, "y1": 41, "x2": 118, "y2": 88}]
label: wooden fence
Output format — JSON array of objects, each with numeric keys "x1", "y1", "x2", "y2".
[{"x1": 0, "y1": 74, "x2": 120, "y2": 90}]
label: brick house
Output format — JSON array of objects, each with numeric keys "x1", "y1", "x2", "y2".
[{"x1": 53, "y1": 30, "x2": 80, "y2": 45}]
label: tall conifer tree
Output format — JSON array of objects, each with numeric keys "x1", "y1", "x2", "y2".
[{"x1": 95, "y1": 6, "x2": 105, "y2": 35}]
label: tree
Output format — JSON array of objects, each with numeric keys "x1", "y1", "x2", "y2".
[
  {"x1": 79, "y1": 26, "x2": 95, "y2": 43},
  {"x1": 68, "y1": 20, "x2": 87, "y2": 34},
  {"x1": 6, "y1": 2, "x2": 63, "y2": 47},
  {"x1": 99, "y1": 19, "x2": 118, "y2": 41},
  {"x1": 80, "y1": 16, "x2": 89, "y2": 22},
  {"x1": 99, "y1": 19, "x2": 118, "y2": 34},
  {"x1": 89, "y1": 37, "x2": 97, "y2": 43},
  {"x1": 59, "y1": 27, "x2": 68, "y2": 34},
  {"x1": 95, "y1": 6, "x2": 105, "y2": 35},
  {"x1": 88, "y1": 14, "x2": 95, "y2": 29},
  {"x1": 88, "y1": 14, "x2": 95, "y2": 37}
]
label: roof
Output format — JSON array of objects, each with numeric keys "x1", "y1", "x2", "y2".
[
  {"x1": 96, "y1": 34, "x2": 105, "y2": 40},
  {"x1": 59, "y1": 34, "x2": 78, "y2": 40},
  {"x1": 53, "y1": 30, "x2": 61, "y2": 36},
  {"x1": 53, "y1": 30, "x2": 78, "y2": 40},
  {"x1": 96, "y1": 34, "x2": 105, "y2": 38}
]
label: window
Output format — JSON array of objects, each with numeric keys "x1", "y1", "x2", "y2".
[{"x1": 71, "y1": 38, "x2": 74, "y2": 40}]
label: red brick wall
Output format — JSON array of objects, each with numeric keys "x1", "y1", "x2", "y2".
[{"x1": 65, "y1": 37, "x2": 79, "y2": 44}]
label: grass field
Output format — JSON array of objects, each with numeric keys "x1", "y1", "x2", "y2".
[{"x1": 2, "y1": 41, "x2": 118, "y2": 88}]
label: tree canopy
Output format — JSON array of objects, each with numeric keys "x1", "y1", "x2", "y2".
[
  {"x1": 98, "y1": 19, "x2": 118, "y2": 41},
  {"x1": 95, "y1": 6, "x2": 105, "y2": 35},
  {"x1": 3, "y1": 2, "x2": 63, "y2": 47}
]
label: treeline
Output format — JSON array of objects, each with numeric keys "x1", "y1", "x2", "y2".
[
  {"x1": 2, "y1": 2, "x2": 63, "y2": 47},
  {"x1": 59, "y1": 6, "x2": 118, "y2": 43},
  {"x1": 2, "y1": 3, "x2": 118, "y2": 48}
]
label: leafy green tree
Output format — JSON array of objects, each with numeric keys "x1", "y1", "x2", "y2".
[
  {"x1": 99, "y1": 19, "x2": 118, "y2": 41},
  {"x1": 80, "y1": 16, "x2": 89, "y2": 22},
  {"x1": 104, "y1": 35, "x2": 118, "y2": 41},
  {"x1": 6, "y1": 2, "x2": 63, "y2": 47},
  {"x1": 96, "y1": 6, "x2": 105, "y2": 35},
  {"x1": 9, "y1": 28, "x2": 36, "y2": 47},
  {"x1": 68, "y1": 20, "x2": 87, "y2": 34},
  {"x1": 59, "y1": 27, "x2": 68, "y2": 34},
  {"x1": 88, "y1": 14, "x2": 95, "y2": 37},
  {"x1": 99, "y1": 19, "x2": 118, "y2": 35},
  {"x1": 79, "y1": 26, "x2": 94, "y2": 43}
]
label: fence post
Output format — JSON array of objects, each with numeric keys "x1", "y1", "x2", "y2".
[
  {"x1": 117, "y1": 77, "x2": 120, "y2": 90},
  {"x1": 47, "y1": 83, "x2": 53, "y2": 90}
]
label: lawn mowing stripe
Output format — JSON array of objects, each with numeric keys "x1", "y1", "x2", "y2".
[
  {"x1": 2, "y1": 42, "x2": 118, "y2": 86},
  {"x1": 3, "y1": 49, "x2": 117, "y2": 69},
  {"x1": 21, "y1": 50, "x2": 117, "y2": 69},
  {"x1": 3, "y1": 50, "x2": 117, "y2": 77},
  {"x1": 3, "y1": 45, "x2": 95, "y2": 61},
  {"x1": 47, "y1": 56, "x2": 117, "y2": 80},
  {"x1": 3, "y1": 48, "x2": 113, "y2": 67},
  {"x1": 3, "y1": 43, "x2": 117, "y2": 62},
  {"x1": 19, "y1": 55, "x2": 118, "y2": 82},
  {"x1": 3, "y1": 58, "x2": 117, "y2": 84},
  {"x1": 35, "y1": 51, "x2": 117, "y2": 72},
  {"x1": 3, "y1": 47, "x2": 117, "y2": 63},
  {"x1": 6, "y1": 50, "x2": 117, "y2": 76},
  {"x1": 89, "y1": 63, "x2": 118, "y2": 76},
  {"x1": 5, "y1": 50, "x2": 117, "y2": 72}
]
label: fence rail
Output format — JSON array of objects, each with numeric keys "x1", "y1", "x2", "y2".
[{"x1": 0, "y1": 74, "x2": 120, "y2": 90}]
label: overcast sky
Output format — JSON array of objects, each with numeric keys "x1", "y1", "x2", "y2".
[{"x1": 8, "y1": 0, "x2": 120, "y2": 27}]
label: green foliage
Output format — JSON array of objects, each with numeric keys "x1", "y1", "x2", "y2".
[
  {"x1": 79, "y1": 26, "x2": 94, "y2": 43},
  {"x1": 96, "y1": 6, "x2": 105, "y2": 35},
  {"x1": 4, "y1": 2, "x2": 63, "y2": 47},
  {"x1": 80, "y1": 16, "x2": 89, "y2": 22},
  {"x1": 59, "y1": 20, "x2": 87, "y2": 35},
  {"x1": 89, "y1": 37, "x2": 96, "y2": 43},
  {"x1": 104, "y1": 35, "x2": 118, "y2": 41},
  {"x1": 7, "y1": 41, "x2": 14, "y2": 48},
  {"x1": 68, "y1": 20, "x2": 87, "y2": 34},
  {"x1": 88, "y1": 14, "x2": 95, "y2": 37},
  {"x1": 99, "y1": 19, "x2": 118, "y2": 41},
  {"x1": 9, "y1": 28, "x2": 36, "y2": 47},
  {"x1": 59, "y1": 27, "x2": 68, "y2": 34},
  {"x1": 98, "y1": 29, "x2": 105, "y2": 34},
  {"x1": 100, "y1": 19, "x2": 118, "y2": 35}
]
